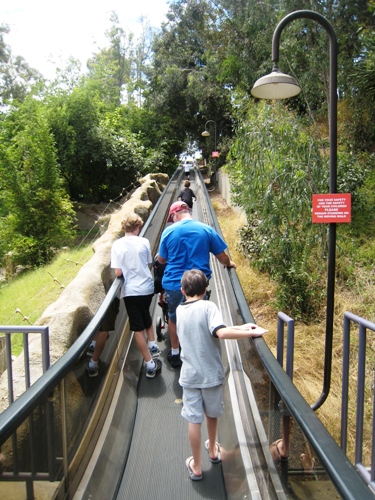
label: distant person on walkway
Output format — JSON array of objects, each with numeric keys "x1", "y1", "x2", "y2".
[
  {"x1": 87, "y1": 296, "x2": 120, "y2": 377},
  {"x1": 184, "y1": 162, "x2": 191, "y2": 180},
  {"x1": 178, "y1": 269, "x2": 267, "y2": 481},
  {"x1": 177, "y1": 180, "x2": 196, "y2": 209},
  {"x1": 157, "y1": 201, "x2": 236, "y2": 368},
  {"x1": 111, "y1": 213, "x2": 161, "y2": 378}
]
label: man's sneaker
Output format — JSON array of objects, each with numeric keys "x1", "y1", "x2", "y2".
[
  {"x1": 87, "y1": 344, "x2": 95, "y2": 357},
  {"x1": 149, "y1": 345, "x2": 161, "y2": 358},
  {"x1": 167, "y1": 350, "x2": 182, "y2": 368},
  {"x1": 87, "y1": 361, "x2": 99, "y2": 378},
  {"x1": 146, "y1": 358, "x2": 162, "y2": 378}
]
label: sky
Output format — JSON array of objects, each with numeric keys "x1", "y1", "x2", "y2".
[{"x1": 0, "y1": 0, "x2": 170, "y2": 79}]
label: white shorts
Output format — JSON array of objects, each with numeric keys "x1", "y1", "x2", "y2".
[{"x1": 181, "y1": 385, "x2": 224, "y2": 424}]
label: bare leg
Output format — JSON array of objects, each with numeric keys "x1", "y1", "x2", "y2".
[
  {"x1": 134, "y1": 330, "x2": 152, "y2": 362},
  {"x1": 188, "y1": 422, "x2": 202, "y2": 475},
  {"x1": 145, "y1": 323, "x2": 156, "y2": 342},
  {"x1": 92, "y1": 330, "x2": 109, "y2": 363},
  {"x1": 168, "y1": 320, "x2": 179, "y2": 350},
  {"x1": 206, "y1": 416, "x2": 219, "y2": 458}
]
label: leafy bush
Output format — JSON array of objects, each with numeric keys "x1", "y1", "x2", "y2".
[
  {"x1": 228, "y1": 101, "x2": 330, "y2": 320},
  {"x1": 0, "y1": 97, "x2": 76, "y2": 268}
]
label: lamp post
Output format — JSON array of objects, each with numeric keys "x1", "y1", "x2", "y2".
[
  {"x1": 251, "y1": 10, "x2": 337, "y2": 411},
  {"x1": 202, "y1": 120, "x2": 218, "y2": 176}
]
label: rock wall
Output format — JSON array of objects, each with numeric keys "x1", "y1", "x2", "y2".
[{"x1": 0, "y1": 173, "x2": 169, "y2": 412}]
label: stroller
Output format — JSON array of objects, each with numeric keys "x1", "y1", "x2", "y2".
[
  {"x1": 156, "y1": 291, "x2": 169, "y2": 342},
  {"x1": 153, "y1": 256, "x2": 168, "y2": 341}
]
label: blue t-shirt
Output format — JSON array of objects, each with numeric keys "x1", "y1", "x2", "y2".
[{"x1": 158, "y1": 219, "x2": 227, "y2": 290}]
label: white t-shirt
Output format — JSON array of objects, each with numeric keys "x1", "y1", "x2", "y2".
[{"x1": 111, "y1": 235, "x2": 154, "y2": 298}]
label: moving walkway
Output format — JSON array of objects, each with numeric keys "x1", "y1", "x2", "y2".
[{"x1": 0, "y1": 167, "x2": 372, "y2": 500}]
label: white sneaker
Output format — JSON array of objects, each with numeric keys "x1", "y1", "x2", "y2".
[
  {"x1": 146, "y1": 359, "x2": 162, "y2": 378},
  {"x1": 149, "y1": 345, "x2": 161, "y2": 358}
]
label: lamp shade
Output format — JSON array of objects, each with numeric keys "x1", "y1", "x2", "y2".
[
  {"x1": 201, "y1": 130, "x2": 210, "y2": 137},
  {"x1": 251, "y1": 70, "x2": 301, "y2": 99}
]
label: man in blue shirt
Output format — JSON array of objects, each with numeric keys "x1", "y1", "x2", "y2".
[{"x1": 157, "y1": 201, "x2": 236, "y2": 368}]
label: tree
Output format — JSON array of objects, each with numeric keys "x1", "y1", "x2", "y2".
[
  {"x1": 0, "y1": 24, "x2": 43, "y2": 107},
  {"x1": 147, "y1": 0, "x2": 233, "y2": 155},
  {"x1": 86, "y1": 12, "x2": 134, "y2": 107},
  {"x1": 229, "y1": 100, "x2": 328, "y2": 319},
  {"x1": 0, "y1": 97, "x2": 76, "y2": 268}
]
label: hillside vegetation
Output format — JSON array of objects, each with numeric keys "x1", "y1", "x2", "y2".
[{"x1": 211, "y1": 190, "x2": 374, "y2": 464}]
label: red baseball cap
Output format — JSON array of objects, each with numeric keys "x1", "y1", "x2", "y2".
[{"x1": 167, "y1": 201, "x2": 189, "y2": 222}]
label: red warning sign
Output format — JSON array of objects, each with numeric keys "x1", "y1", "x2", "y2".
[
  {"x1": 312, "y1": 194, "x2": 351, "y2": 223},
  {"x1": 212, "y1": 151, "x2": 219, "y2": 158}
]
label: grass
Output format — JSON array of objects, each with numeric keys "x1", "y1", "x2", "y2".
[
  {"x1": 0, "y1": 244, "x2": 95, "y2": 355},
  {"x1": 211, "y1": 191, "x2": 375, "y2": 464}
]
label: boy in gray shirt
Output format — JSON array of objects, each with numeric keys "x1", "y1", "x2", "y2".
[{"x1": 177, "y1": 269, "x2": 268, "y2": 481}]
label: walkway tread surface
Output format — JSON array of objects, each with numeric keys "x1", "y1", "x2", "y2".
[
  {"x1": 116, "y1": 173, "x2": 227, "y2": 499},
  {"x1": 115, "y1": 345, "x2": 227, "y2": 500}
]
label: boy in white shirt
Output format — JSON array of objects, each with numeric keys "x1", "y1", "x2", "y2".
[{"x1": 111, "y1": 213, "x2": 161, "y2": 378}]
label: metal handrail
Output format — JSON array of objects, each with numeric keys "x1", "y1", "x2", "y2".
[
  {"x1": 0, "y1": 278, "x2": 123, "y2": 446},
  {"x1": 341, "y1": 312, "x2": 375, "y2": 492},
  {"x1": 0, "y1": 167, "x2": 373, "y2": 499},
  {"x1": 196, "y1": 167, "x2": 372, "y2": 499}
]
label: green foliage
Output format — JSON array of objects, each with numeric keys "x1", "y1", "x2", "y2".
[
  {"x1": 228, "y1": 99, "x2": 370, "y2": 319},
  {"x1": 0, "y1": 97, "x2": 76, "y2": 268},
  {"x1": 0, "y1": 24, "x2": 43, "y2": 106},
  {"x1": 86, "y1": 12, "x2": 135, "y2": 108},
  {"x1": 228, "y1": 100, "x2": 329, "y2": 320},
  {"x1": 148, "y1": 0, "x2": 234, "y2": 160}
]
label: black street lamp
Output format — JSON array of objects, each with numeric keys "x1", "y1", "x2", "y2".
[
  {"x1": 251, "y1": 10, "x2": 337, "y2": 411},
  {"x1": 202, "y1": 120, "x2": 218, "y2": 177},
  {"x1": 201, "y1": 120, "x2": 217, "y2": 151}
]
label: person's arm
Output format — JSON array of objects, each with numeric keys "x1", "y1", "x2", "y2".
[
  {"x1": 158, "y1": 255, "x2": 167, "y2": 265},
  {"x1": 215, "y1": 323, "x2": 267, "y2": 340},
  {"x1": 115, "y1": 268, "x2": 123, "y2": 277},
  {"x1": 215, "y1": 251, "x2": 236, "y2": 269}
]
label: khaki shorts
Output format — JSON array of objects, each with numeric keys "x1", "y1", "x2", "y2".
[{"x1": 181, "y1": 385, "x2": 224, "y2": 424}]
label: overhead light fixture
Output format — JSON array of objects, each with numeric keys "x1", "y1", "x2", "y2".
[{"x1": 251, "y1": 69, "x2": 301, "y2": 100}]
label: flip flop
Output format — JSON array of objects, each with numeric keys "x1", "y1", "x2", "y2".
[
  {"x1": 301, "y1": 453, "x2": 316, "y2": 474},
  {"x1": 204, "y1": 439, "x2": 222, "y2": 464},
  {"x1": 270, "y1": 439, "x2": 288, "y2": 462},
  {"x1": 186, "y1": 457, "x2": 203, "y2": 481}
]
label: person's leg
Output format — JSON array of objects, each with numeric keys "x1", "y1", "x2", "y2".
[
  {"x1": 145, "y1": 323, "x2": 155, "y2": 342},
  {"x1": 183, "y1": 388, "x2": 203, "y2": 479},
  {"x1": 168, "y1": 320, "x2": 179, "y2": 350},
  {"x1": 134, "y1": 330, "x2": 152, "y2": 362},
  {"x1": 164, "y1": 290, "x2": 183, "y2": 365},
  {"x1": 144, "y1": 323, "x2": 161, "y2": 358},
  {"x1": 165, "y1": 289, "x2": 183, "y2": 349},
  {"x1": 92, "y1": 330, "x2": 109, "y2": 362},
  {"x1": 188, "y1": 422, "x2": 202, "y2": 475},
  {"x1": 203, "y1": 386, "x2": 224, "y2": 460},
  {"x1": 205, "y1": 415, "x2": 220, "y2": 459},
  {"x1": 87, "y1": 330, "x2": 109, "y2": 376}
]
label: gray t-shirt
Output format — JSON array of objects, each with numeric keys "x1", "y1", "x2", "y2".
[{"x1": 177, "y1": 299, "x2": 226, "y2": 389}]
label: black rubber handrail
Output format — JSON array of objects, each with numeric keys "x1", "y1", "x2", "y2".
[{"x1": 0, "y1": 277, "x2": 123, "y2": 445}]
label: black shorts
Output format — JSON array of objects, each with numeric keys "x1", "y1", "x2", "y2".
[
  {"x1": 124, "y1": 294, "x2": 153, "y2": 332},
  {"x1": 100, "y1": 297, "x2": 120, "y2": 331}
]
